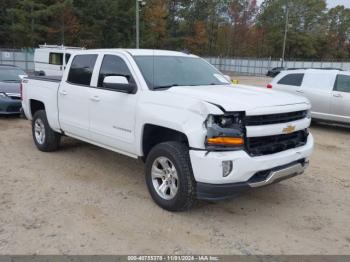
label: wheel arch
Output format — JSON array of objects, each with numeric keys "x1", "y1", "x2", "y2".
[
  {"x1": 141, "y1": 124, "x2": 190, "y2": 161},
  {"x1": 29, "y1": 99, "x2": 46, "y2": 118}
]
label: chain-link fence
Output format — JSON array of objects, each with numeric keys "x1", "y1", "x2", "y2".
[
  {"x1": 2, "y1": 48, "x2": 350, "y2": 76},
  {"x1": 205, "y1": 57, "x2": 350, "y2": 76},
  {"x1": 0, "y1": 49, "x2": 34, "y2": 73}
]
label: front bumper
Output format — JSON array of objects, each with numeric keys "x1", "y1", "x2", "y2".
[
  {"x1": 197, "y1": 159, "x2": 308, "y2": 200},
  {"x1": 190, "y1": 133, "x2": 314, "y2": 199},
  {"x1": 0, "y1": 97, "x2": 22, "y2": 115}
]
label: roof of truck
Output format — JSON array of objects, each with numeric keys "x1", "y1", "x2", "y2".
[{"x1": 84, "y1": 49, "x2": 197, "y2": 57}]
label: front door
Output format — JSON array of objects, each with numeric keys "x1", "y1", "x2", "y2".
[{"x1": 89, "y1": 54, "x2": 138, "y2": 154}]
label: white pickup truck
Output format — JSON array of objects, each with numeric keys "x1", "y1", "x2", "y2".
[{"x1": 22, "y1": 49, "x2": 314, "y2": 211}]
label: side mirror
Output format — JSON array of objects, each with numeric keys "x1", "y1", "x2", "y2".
[{"x1": 103, "y1": 76, "x2": 136, "y2": 94}]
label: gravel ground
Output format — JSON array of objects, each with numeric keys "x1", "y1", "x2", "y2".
[{"x1": 0, "y1": 76, "x2": 349, "y2": 255}]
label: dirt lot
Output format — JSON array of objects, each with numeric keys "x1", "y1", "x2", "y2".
[{"x1": 0, "y1": 76, "x2": 350, "y2": 255}]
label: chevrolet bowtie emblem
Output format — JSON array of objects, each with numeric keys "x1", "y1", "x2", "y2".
[{"x1": 283, "y1": 125, "x2": 296, "y2": 134}]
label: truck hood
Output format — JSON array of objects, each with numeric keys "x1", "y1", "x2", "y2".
[
  {"x1": 166, "y1": 84, "x2": 310, "y2": 113},
  {"x1": 0, "y1": 81, "x2": 21, "y2": 94}
]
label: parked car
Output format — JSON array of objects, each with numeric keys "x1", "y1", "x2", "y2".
[
  {"x1": 34, "y1": 44, "x2": 84, "y2": 76},
  {"x1": 0, "y1": 65, "x2": 27, "y2": 115},
  {"x1": 22, "y1": 49, "x2": 314, "y2": 211},
  {"x1": 268, "y1": 69, "x2": 350, "y2": 124},
  {"x1": 266, "y1": 67, "x2": 285, "y2": 77}
]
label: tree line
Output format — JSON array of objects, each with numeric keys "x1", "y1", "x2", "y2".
[{"x1": 0, "y1": 0, "x2": 350, "y2": 60}]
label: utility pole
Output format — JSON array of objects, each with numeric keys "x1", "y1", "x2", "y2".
[
  {"x1": 62, "y1": 9, "x2": 65, "y2": 46},
  {"x1": 136, "y1": 0, "x2": 140, "y2": 49},
  {"x1": 282, "y1": 0, "x2": 289, "y2": 68},
  {"x1": 30, "y1": 2, "x2": 34, "y2": 46},
  {"x1": 136, "y1": 0, "x2": 146, "y2": 49}
]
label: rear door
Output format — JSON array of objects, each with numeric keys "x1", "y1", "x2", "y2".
[
  {"x1": 58, "y1": 54, "x2": 98, "y2": 139},
  {"x1": 331, "y1": 74, "x2": 350, "y2": 124},
  {"x1": 88, "y1": 53, "x2": 139, "y2": 154}
]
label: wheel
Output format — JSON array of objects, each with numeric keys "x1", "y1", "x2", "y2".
[
  {"x1": 32, "y1": 110, "x2": 61, "y2": 152},
  {"x1": 145, "y1": 142, "x2": 196, "y2": 211}
]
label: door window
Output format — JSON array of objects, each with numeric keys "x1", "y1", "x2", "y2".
[
  {"x1": 278, "y1": 73, "x2": 304, "y2": 86},
  {"x1": 49, "y1": 53, "x2": 63, "y2": 65},
  {"x1": 334, "y1": 75, "x2": 350, "y2": 93},
  {"x1": 98, "y1": 55, "x2": 133, "y2": 87},
  {"x1": 67, "y1": 54, "x2": 98, "y2": 86}
]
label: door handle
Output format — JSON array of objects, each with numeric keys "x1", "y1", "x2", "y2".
[
  {"x1": 296, "y1": 90, "x2": 304, "y2": 94},
  {"x1": 333, "y1": 93, "x2": 343, "y2": 98},
  {"x1": 59, "y1": 90, "x2": 68, "y2": 96},
  {"x1": 90, "y1": 96, "x2": 100, "y2": 102}
]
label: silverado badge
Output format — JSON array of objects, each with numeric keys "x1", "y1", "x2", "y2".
[{"x1": 283, "y1": 125, "x2": 296, "y2": 134}]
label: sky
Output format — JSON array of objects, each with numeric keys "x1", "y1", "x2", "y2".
[{"x1": 256, "y1": 0, "x2": 350, "y2": 8}]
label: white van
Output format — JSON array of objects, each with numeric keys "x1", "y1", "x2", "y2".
[
  {"x1": 268, "y1": 69, "x2": 350, "y2": 124},
  {"x1": 34, "y1": 45, "x2": 84, "y2": 76}
]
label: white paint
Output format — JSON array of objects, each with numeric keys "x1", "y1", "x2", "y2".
[{"x1": 22, "y1": 49, "x2": 313, "y2": 186}]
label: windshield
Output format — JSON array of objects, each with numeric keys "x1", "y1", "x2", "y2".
[
  {"x1": 133, "y1": 56, "x2": 229, "y2": 89},
  {"x1": 0, "y1": 68, "x2": 27, "y2": 82}
]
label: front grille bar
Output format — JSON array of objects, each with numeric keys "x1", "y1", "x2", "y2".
[{"x1": 245, "y1": 110, "x2": 308, "y2": 126}]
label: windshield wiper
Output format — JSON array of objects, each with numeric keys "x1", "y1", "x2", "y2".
[{"x1": 153, "y1": 84, "x2": 179, "y2": 90}]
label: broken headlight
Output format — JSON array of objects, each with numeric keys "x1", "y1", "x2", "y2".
[{"x1": 205, "y1": 113, "x2": 245, "y2": 150}]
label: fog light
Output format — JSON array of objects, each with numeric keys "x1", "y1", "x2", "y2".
[{"x1": 222, "y1": 161, "x2": 233, "y2": 177}]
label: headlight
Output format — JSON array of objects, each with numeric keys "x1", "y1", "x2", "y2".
[{"x1": 205, "y1": 113, "x2": 245, "y2": 150}]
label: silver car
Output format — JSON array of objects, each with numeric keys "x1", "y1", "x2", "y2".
[{"x1": 268, "y1": 69, "x2": 350, "y2": 124}]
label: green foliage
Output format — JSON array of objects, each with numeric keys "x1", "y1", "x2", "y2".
[{"x1": 0, "y1": 0, "x2": 350, "y2": 60}]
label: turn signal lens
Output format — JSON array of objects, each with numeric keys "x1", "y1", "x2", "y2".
[{"x1": 207, "y1": 137, "x2": 244, "y2": 146}]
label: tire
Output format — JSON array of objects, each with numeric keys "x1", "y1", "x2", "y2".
[
  {"x1": 32, "y1": 110, "x2": 61, "y2": 152},
  {"x1": 145, "y1": 142, "x2": 196, "y2": 211}
]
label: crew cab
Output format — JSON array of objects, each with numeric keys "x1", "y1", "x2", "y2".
[{"x1": 22, "y1": 49, "x2": 314, "y2": 211}]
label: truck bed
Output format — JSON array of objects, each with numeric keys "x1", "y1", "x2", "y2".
[{"x1": 22, "y1": 75, "x2": 61, "y2": 131}]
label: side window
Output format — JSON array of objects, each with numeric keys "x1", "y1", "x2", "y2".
[
  {"x1": 98, "y1": 55, "x2": 133, "y2": 87},
  {"x1": 65, "y1": 53, "x2": 71, "y2": 64},
  {"x1": 67, "y1": 55, "x2": 98, "y2": 86},
  {"x1": 49, "y1": 53, "x2": 63, "y2": 65},
  {"x1": 334, "y1": 75, "x2": 350, "y2": 93},
  {"x1": 278, "y1": 73, "x2": 304, "y2": 86}
]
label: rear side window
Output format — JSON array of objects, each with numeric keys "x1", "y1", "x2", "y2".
[
  {"x1": 334, "y1": 74, "x2": 350, "y2": 93},
  {"x1": 98, "y1": 55, "x2": 132, "y2": 87},
  {"x1": 49, "y1": 53, "x2": 63, "y2": 65},
  {"x1": 67, "y1": 55, "x2": 98, "y2": 86},
  {"x1": 278, "y1": 73, "x2": 304, "y2": 86}
]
